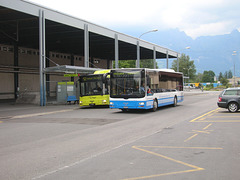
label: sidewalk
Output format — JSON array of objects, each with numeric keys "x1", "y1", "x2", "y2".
[
  {"x1": 0, "y1": 90, "x2": 220, "y2": 118},
  {"x1": 184, "y1": 89, "x2": 220, "y2": 96},
  {"x1": 0, "y1": 103, "x2": 79, "y2": 119}
]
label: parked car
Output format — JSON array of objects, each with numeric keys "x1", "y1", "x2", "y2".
[{"x1": 217, "y1": 88, "x2": 240, "y2": 112}]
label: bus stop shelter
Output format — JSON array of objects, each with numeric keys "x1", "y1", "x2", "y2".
[{"x1": 0, "y1": 0, "x2": 179, "y2": 105}]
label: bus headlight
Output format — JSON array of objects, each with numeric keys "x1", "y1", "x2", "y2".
[
  {"x1": 110, "y1": 102, "x2": 113, "y2": 105},
  {"x1": 139, "y1": 102, "x2": 145, "y2": 105},
  {"x1": 102, "y1": 100, "x2": 107, "y2": 104},
  {"x1": 79, "y1": 101, "x2": 83, "y2": 104}
]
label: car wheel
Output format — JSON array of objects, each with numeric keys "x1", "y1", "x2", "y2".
[
  {"x1": 228, "y1": 102, "x2": 239, "y2": 113},
  {"x1": 152, "y1": 99, "x2": 158, "y2": 112}
]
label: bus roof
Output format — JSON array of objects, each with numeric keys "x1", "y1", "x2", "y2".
[
  {"x1": 94, "y1": 69, "x2": 111, "y2": 74},
  {"x1": 113, "y1": 68, "x2": 182, "y2": 74}
]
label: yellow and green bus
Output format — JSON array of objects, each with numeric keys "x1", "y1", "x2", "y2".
[{"x1": 79, "y1": 69, "x2": 110, "y2": 107}]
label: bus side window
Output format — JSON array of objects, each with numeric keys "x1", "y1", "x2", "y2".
[
  {"x1": 147, "y1": 88, "x2": 153, "y2": 96},
  {"x1": 147, "y1": 75, "x2": 151, "y2": 87}
]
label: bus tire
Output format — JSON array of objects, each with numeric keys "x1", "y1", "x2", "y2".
[
  {"x1": 152, "y1": 99, "x2": 158, "y2": 112},
  {"x1": 173, "y1": 96, "x2": 177, "y2": 107},
  {"x1": 121, "y1": 109, "x2": 128, "y2": 112}
]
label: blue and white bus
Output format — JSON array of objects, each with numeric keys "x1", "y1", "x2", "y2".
[{"x1": 109, "y1": 68, "x2": 183, "y2": 112}]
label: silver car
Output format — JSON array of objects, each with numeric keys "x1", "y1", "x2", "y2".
[{"x1": 217, "y1": 88, "x2": 240, "y2": 113}]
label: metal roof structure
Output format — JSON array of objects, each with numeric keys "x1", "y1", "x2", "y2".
[
  {"x1": 0, "y1": 0, "x2": 178, "y2": 61},
  {"x1": 0, "y1": 0, "x2": 179, "y2": 105},
  {"x1": 44, "y1": 65, "x2": 101, "y2": 74}
]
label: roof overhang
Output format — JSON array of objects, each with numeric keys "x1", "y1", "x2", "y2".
[
  {"x1": 0, "y1": 0, "x2": 178, "y2": 61},
  {"x1": 43, "y1": 65, "x2": 102, "y2": 74}
]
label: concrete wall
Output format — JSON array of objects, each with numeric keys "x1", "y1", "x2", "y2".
[
  {"x1": 0, "y1": 43, "x2": 112, "y2": 104},
  {"x1": 0, "y1": 45, "x2": 14, "y2": 99}
]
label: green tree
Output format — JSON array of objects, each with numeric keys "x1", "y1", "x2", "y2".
[
  {"x1": 218, "y1": 72, "x2": 223, "y2": 81},
  {"x1": 202, "y1": 70, "x2": 215, "y2": 82},
  {"x1": 171, "y1": 53, "x2": 196, "y2": 82},
  {"x1": 195, "y1": 73, "x2": 203, "y2": 82},
  {"x1": 140, "y1": 59, "x2": 158, "y2": 69},
  {"x1": 228, "y1": 70, "x2": 233, "y2": 78},
  {"x1": 224, "y1": 71, "x2": 228, "y2": 78},
  {"x1": 113, "y1": 60, "x2": 135, "y2": 68},
  {"x1": 220, "y1": 77, "x2": 229, "y2": 87},
  {"x1": 113, "y1": 59, "x2": 158, "y2": 69}
]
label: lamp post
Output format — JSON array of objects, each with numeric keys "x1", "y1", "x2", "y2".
[
  {"x1": 136, "y1": 29, "x2": 158, "y2": 68},
  {"x1": 139, "y1": 29, "x2": 158, "y2": 39},
  {"x1": 177, "y1": 46, "x2": 190, "y2": 72},
  {"x1": 232, "y1": 51, "x2": 237, "y2": 87},
  {"x1": 183, "y1": 67, "x2": 192, "y2": 86}
]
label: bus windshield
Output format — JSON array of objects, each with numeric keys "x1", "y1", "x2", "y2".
[
  {"x1": 110, "y1": 69, "x2": 145, "y2": 98},
  {"x1": 80, "y1": 74, "x2": 107, "y2": 96}
]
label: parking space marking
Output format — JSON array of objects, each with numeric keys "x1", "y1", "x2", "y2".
[
  {"x1": 195, "y1": 109, "x2": 240, "y2": 122},
  {"x1": 210, "y1": 115, "x2": 240, "y2": 118},
  {"x1": 200, "y1": 114, "x2": 240, "y2": 122},
  {"x1": 191, "y1": 130, "x2": 212, "y2": 134},
  {"x1": 184, "y1": 134, "x2": 198, "y2": 142},
  {"x1": 189, "y1": 108, "x2": 240, "y2": 123},
  {"x1": 184, "y1": 123, "x2": 213, "y2": 142},
  {"x1": 124, "y1": 146, "x2": 222, "y2": 180},
  {"x1": 202, "y1": 123, "x2": 212, "y2": 129},
  {"x1": 133, "y1": 146, "x2": 222, "y2": 150},
  {"x1": 198, "y1": 120, "x2": 240, "y2": 122},
  {"x1": 123, "y1": 169, "x2": 201, "y2": 180},
  {"x1": 126, "y1": 108, "x2": 240, "y2": 180},
  {"x1": 190, "y1": 108, "x2": 220, "y2": 122},
  {"x1": 9, "y1": 109, "x2": 74, "y2": 119}
]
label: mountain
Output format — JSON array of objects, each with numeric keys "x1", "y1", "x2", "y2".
[{"x1": 141, "y1": 29, "x2": 240, "y2": 77}]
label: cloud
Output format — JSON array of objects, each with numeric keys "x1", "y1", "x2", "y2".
[
  {"x1": 28, "y1": 0, "x2": 240, "y2": 38},
  {"x1": 184, "y1": 21, "x2": 236, "y2": 39}
]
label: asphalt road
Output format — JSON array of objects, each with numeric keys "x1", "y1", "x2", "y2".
[{"x1": 1, "y1": 91, "x2": 240, "y2": 180}]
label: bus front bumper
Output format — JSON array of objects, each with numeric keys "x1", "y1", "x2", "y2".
[{"x1": 109, "y1": 100, "x2": 153, "y2": 110}]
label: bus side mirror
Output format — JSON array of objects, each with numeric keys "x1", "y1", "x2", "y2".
[{"x1": 103, "y1": 73, "x2": 110, "y2": 82}]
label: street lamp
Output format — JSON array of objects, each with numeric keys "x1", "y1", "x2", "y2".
[
  {"x1": 139, "y1": 29, "x2": 158, "y2": 39},
  {"x1": 183, "y1": 67, "x2": 192, "y2": 86},
  {"x1": 232, "y1": 51, "x2": 237, "y2": 87},
  {"x1": 177, "y1": 46, "x2": 190, "y2": 72},
  {"x1": 136, "y1": 29, "x2": 158, "y2": 68}
]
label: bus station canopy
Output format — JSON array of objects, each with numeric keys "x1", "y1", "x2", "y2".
[
  {"x1": 43, "y1": 65, "x2": 101, "y2": 74},
  {"x1": 0, "y1": 0, "x2": 179, "y2": 106},
  {"x1": 0, "y1": 0, "x2": 178, "y2": 63}
]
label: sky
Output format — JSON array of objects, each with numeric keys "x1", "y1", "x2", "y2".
[{"x1": 27, "y1": 0, "x2": 240, "y2": 39}]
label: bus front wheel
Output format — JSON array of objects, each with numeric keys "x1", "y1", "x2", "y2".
[
  {"x1": 173, "y1": 96, "x2": 177, "y2": 107},
  {"x1": 152, "y1": 100, "x2": 158, "y2": 112}
]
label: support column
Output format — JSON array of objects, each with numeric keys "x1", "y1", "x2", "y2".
[
  {"x1": 115, "y1": 34, "x2": 119, "y2": 69},
  {"x1": 46, "y1": 51, "x2": 50, "y2": 97},
  {"x1": 166, "y1": 50, "x2": 169, "y2": 69},
  {"x1": 43, "y1": 11, "x2": 46, "y2": 106},
  {"x1": 136, "y1": 40, "x2": 140, "y2": 68},
  {"x1": 153, "y1": 46, "x2": 156, "y2": 69},
  {"x1": 39, "y1": 10, "x2": 46, "y2": 106},
  {"x1": 71, "y1": 54, "x2": 74, "y2": 81},
  {"x1": 13, "y1": 42, "x2": 19, "y2": 100},
  {"x1": 84, "y1": 24, "x2": 89, "y2": 68},
  {"x1": 177, "y1": 53, "x2": 179, "y2": 72}
]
